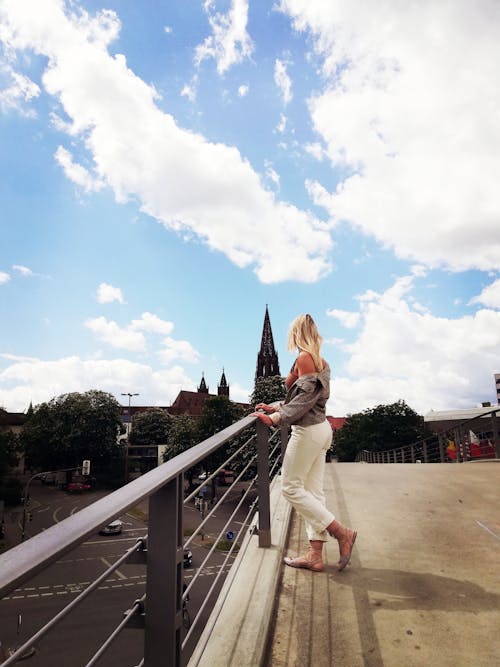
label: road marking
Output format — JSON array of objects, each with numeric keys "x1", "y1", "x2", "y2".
[
  {"x1": 101, "y1": 556, "x2": 127, "y2": 580},
  {"x1": 475, "y1": 520, "x2": 500, "y2": 540},
  {"x1": 83, "y1": 537, "x2": 142, "y2": 545},
  {"x1": 2, "y1": 566, "x2": 232, "y2": 600}
]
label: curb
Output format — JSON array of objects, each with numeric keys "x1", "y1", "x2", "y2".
[{"x1": 187, "y1": 475, "x2": 292, "y2": 667}]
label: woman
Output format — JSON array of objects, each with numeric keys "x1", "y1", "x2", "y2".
[{"x1": 253, "y1": 314, "x2": 356, "y2": 572}]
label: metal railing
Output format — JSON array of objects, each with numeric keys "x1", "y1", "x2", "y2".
[
  {"x1": 356, "y1": 406, "x2": 500, "y2": 464},
  {"x1": 0, "y1": 415, "x2": 285, "y2": 666}
]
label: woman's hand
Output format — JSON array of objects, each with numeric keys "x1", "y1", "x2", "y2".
[
  {"x1": 254, "y1": 403, "x2": 275, "y2": 413},
  {"x1": 252, "y1": 412, "x2": 273, "y2": 426}
]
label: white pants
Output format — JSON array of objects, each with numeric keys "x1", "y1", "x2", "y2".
[{"x1": 281, "y1": 420, "x2": 334, "y2": 542}]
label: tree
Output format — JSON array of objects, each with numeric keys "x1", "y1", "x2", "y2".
[
  {"x1": 335, "y1": 400, "x2": 430, "y2": 462},
  {"x1": 250, "y1": 375, "x2": 286, "y2": 406},
  {"x1": 22, "y1": 390, "x2": 124, "y2": 476},
  {"x1": 197, "y1": 396, "x2": 245, "y2": 443},
  {"x1": 129, "y1": 408, "x2": 171, "y2": 446},
  {"x1": 0, "y1": 428, "x2": 20, "y2": 479},
  {"x1": 164, "y1": 415, "x2": 198, "y2": 461}
]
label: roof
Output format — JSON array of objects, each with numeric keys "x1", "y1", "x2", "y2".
[
  {"x1": 326, "y1": 416, "x2": 346, "y2": 430},
  {"x1": 424, "y1": 407, "x2": 498, "y2": 422}
]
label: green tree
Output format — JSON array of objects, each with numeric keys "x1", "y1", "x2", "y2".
[
  {"x1": 0, "y1": 428, "x2": 20, "y2": 479},
  {"x1": 22, "y1": 390, "x2": 124, "y2": 476},
  {"x1": 164, "y1": 415, "x2": 199, "y2": 461},
  {"x1": 250, "y1": 375, "x2": 286, "y2": 406},
  {"x1": 335, "y1": 400, "x2": 429, "y2": 462},
  {"x1": 196, "y1": 396, "x2": 245, "y2": 479},
  {"x1": 129, "y1": 408, "x2": 171, "y2": 446}
]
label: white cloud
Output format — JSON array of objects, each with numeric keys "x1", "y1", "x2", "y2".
[
  {"x1": 130, "y1": 312, "x2": 174, "y2": 336},
  {"x1": 281, "y1": 1, "x2": 500, "y2": 272},
  {"x1": 0, "y1": 0, "x2": 331, "y2": 284},
  {"x1": 96, "y1": 282, "x2": 124, "y2": 304},
  {"x1": 264, "y1": 161, "x2": 280, "y2": 190},
  {"x1": 276, "y1": 112, "x2": 287, "y2": 134},
  {"x1": 0, "y1": 63, "x2": 40, "y2": 116},
  {"x1": 195, "y1": 0, "x2": 254, "y2": 74},
  {"x1": 0, "y1": 354, "x2": 195, "y2": 411},
  {"x1": 238, "y1": 84, "x2": 249, "y2": 97},
  {"x1": 12, "y1": 264, "x2": 33, "y2": 277},
  {"x1": 157, "y1": 337, "x2": 200, "y2": 365},
  {"x1": 85, "y1": 316, "x2": 146, "y2": 352},
  {"x1": 326, "y1": 308, "x2": 360, "y2": 329},
  {"x1": 326, "y1": 270, "x2": 500, "y2": 416},
  {"x1": 304, "y1": 142, "x2": 325, "y2": 161},
  {"x1": 469, "y1": 278, "x2": 500, "y2": 309},
  {"x1": 54, "y1": 146, "x2": 104, "y2": 193},
  {"x1": 274, "y1": 58, "x2": 292, "y2": 105},
  {"x1": 164, "y1": 26, "x2": 172, "y2": 34},
  {"x1": 0, "y1": 271, "x2": 11, "y2": 284},
  {"x1": 181, "y1": 79, "x2": 197, "y2": 103}
]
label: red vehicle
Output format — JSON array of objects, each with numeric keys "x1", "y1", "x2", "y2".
[{"x1": 66, "y1": 481, "x2": 91, "y2": 493}]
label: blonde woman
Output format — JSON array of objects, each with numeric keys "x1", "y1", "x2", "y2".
[{"x1": 253, "y1": 314, "x2": 357, "y2": 572}]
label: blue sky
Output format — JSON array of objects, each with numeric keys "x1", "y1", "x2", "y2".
[{"x1": 1, "y1": 0, "x2": 500, "y2": 416}]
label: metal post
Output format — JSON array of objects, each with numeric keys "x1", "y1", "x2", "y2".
[
  {"x1": 491, "y1": 410, "x2": 500, "y2": 458},
  {"x1": 410, "y1": 445, "x2": 415, "y2": 463},
  {"x1": 401, "y1": 447, "x2": 405, "y2": 463},
  {"x1": 393, "y1": 450, "x2": 397, "y2": 463},
  {"x1": 438, "y1": 435, "x2": 445, "y2": 463},
  {"x1": 454, "y1": 428, "x2": 461, "y2": 463},
  {"x1": 256, "y1": 420, "x2": 271, "y2": 548},
  {"x1": 144, "y1": 474, "x2": 183, "y2": 666},
  {"x1": 423, "y1": 441, "x2": 428, "y2": 463}
]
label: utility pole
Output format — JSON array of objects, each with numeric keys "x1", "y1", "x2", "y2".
[{"x1": 121, "y1": 392, "x2": 139, "y2": 483}]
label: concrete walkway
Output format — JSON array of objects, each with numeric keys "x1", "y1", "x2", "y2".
[{"x1": 268, "y1": 462, "x2": 500, "y2": 667}]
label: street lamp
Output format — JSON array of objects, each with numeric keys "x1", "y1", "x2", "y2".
[{"x1": 121, "y1": 392, "x2": 139, "y2": 482}]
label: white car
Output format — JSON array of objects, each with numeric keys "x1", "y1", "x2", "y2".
[{"x1": 99, "y1": 519, "x2": 123, "y2": 535}]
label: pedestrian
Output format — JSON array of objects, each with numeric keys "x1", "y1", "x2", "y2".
[{"x1": 253, "y1": 313, "x2": 357, "y2": 572}]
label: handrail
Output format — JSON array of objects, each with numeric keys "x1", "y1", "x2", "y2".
[
  {"x1": 0, "y1": 411, "x2": 282, "y2": 667},
  {"x1": 0, "y1": 414, "x2": 257, "y2": 599},
  {"x1": 355, "y1": 406, "x2": 500, "y2": 463}
]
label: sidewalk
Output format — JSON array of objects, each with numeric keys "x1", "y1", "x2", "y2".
[
  {"x1": 188, "y1": 461, "x2": 500, "y2": 667},
  {"x1": 269, "y1": 462, "x2": 500, "y2": 667}
]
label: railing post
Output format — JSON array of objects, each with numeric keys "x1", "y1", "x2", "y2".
[
  {"x1": 144, "y1": 474, "x2": 183, "y2": 666},
  {"x1": 393, "y1": 450, "x2": 397, "y2": 463},
  {"x1": 423, "y1": 441, "x2": 428, "y2": 463},
  {"x1": 256, "y1": 420, "x2": 271, "y2": 547},
  {"x1": 401, "y1": 447, "x2": 405, "y2": 463},
  {"x1": 438, "y1": 435, "x2": 445, "y2": 463},
  {"x1": 410, "y1": 445, "x2": 415, "y2": 463}
]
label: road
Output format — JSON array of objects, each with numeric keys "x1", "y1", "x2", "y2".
[{"x1": 0, "y1": 480, "x2": 252, "y2": 666}]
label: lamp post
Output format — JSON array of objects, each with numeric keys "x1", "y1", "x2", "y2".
[{"x1": 121, "y1": 392, "x2": 139, "y2": 482}]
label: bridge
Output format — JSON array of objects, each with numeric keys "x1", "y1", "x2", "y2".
[{"x1": 1, "y1": 415, "x2": 499, "y2": 666}]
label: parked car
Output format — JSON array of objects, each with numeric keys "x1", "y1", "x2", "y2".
[
  {"x1": 99, "y1": 519, "x2": 123, "y2": 535},
  {"x1": 40, "y1": 472, "x2": 57, "y2": 485},
  {"x1": 184, "y1": 548, "x2": 193, "y2": 567},
  {"x1": 66, "y1": 481, "x2": 91, "y2": 494}
]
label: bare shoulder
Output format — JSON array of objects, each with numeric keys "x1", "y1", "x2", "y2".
[{"x1": 296, "y1": 351, "x2": 317, "y2": 376}]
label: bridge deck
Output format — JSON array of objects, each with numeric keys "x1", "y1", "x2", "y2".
[{"x1": 267, "y1": 462, "x2": 500, "y2": 667}]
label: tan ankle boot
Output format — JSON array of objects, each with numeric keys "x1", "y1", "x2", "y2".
[{"x1": 327, "y1": 520, "x2": 357, "y2": 571}]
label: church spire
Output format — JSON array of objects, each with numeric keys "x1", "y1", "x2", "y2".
[
  {"x1": 255, "y1": 305, "x2": 280, "y2": 380},
  {"x1": 198, "y1": 372, "x2": 209, "y2": 394},
  {"x1": 218, "y1": 368, "x2": 229, "y2": 397}
]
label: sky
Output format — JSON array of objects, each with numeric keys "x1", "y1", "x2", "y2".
[{"x1": 1, "y1": 0, "x2": 500, "y2": 418}]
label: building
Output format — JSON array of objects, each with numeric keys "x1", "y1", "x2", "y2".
[
  {"x1": 495, "y1": 373, "x2": 500, "y2": 404},
  {"x1": 255, "y1": 305, "x2": 280, "y2": 380}
]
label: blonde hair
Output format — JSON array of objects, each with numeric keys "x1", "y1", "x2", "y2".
[{"x1": 287, "y1": 314, "x2": 323, "y2": 371}]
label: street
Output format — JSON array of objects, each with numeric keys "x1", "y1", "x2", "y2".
[{"x1": 0, "y1": 480, "x2": 251, "y2": 665}]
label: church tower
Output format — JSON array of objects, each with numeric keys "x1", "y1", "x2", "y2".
[
  {"x1": 218, "y1": 368, "x2": 230, "y2": 397},
  {"x1": 255, "y1": 306, "x2": 281, "y2": 380},
  {"x1": 198, "y1": 373, "x2": 209, "y2": 394}
]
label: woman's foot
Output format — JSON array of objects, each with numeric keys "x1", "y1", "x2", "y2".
[
  {"x1": 327, "y1": 520, "x2": 357, "y2": 571},
  {"x1": 283, "y1": 545, "x2": 324, "y2": 572}
]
